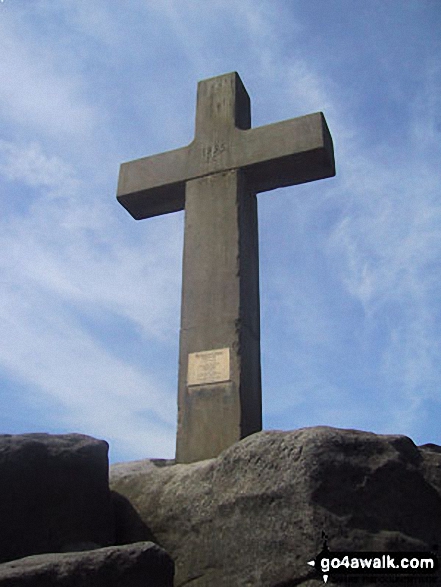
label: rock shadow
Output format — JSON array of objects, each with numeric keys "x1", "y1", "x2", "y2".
[{"x1": 111, "y1": 491, "x2": 158, "y2": 546}]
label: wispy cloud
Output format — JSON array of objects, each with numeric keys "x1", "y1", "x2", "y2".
[
  {"x1": 0, "y1": 18, "x2": 97, "y2": 141},
  {"x1": 0, "y1": 1, "x2": 440, "y2": 461},
  {"x1": 0, "y1": 136, "x2": 181, "y2": 458}
]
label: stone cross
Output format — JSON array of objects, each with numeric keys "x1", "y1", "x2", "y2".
[{"x1": 117, "y1": 72, "x2": 335, "y2": 463}]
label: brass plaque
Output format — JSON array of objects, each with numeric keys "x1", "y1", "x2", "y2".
[{"x1": 187, "y1": 348, "x2": 230, "y2": 386}]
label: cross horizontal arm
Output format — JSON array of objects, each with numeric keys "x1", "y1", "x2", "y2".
[
  {"x1": 117, "y1": 112, "x2": 334, "y2": 220},
  {"x1": 233, "y1": 112, "x2": 334, "y2": 193},
  {"x1": 117, "y1": 145, "x2": 190, "y2": 220}
]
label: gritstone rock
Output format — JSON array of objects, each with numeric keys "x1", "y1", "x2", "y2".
[
  {"x1": 0, "y1": 542, "x2": 174, "y2": 587},
  {"x1": 110, "y1": 426, "x2": 441, "y2": 587},
  {"x1": 0, "y1": 433, "x2": 115, "y2": 563}
]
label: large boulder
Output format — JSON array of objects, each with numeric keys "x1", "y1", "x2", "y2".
[
  {"x1": 110, "y1": 427, "x2": 441, "y2": 587},
  {"x1": 0, "y1": 542, "x2": 174, "y2": 587},
  {"x1": 0, "y1": 433, "x2": 115, "y2": 563}
]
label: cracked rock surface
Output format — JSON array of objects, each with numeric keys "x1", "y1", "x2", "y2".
[
  {"x1": 0, "y1": 542, "x2": 174, "y2": 587},
  {"x1": 110, "y1": 426, "x2": 441, "y2": 587}
]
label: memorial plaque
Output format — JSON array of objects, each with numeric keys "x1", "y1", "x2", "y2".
[{"x1": 187, "y1": 348, "x2": 230, "y2": 386}]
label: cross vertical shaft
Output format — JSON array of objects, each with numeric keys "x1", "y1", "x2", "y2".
[
  {"x1": 175, "y1": 74, "x2": 261, "y2": 463},
  {"x1": 177, "y1": 169, "x2": 261, "y2": 462}
]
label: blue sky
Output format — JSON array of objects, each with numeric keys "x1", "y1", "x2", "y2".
[{"x1": 1, "y1": 1, "x2": 440, "y2": 463}]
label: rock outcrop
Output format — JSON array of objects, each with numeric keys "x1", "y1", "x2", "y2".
[
  {"x1": 0, "y1": 542, "x2": 174, "y2": 587},
  {"x1": 110, "y1": 426, "x2": 441, "y2": 587},
  {"x1": 1, "y1": 427, "x2": 439, "y2": 586},
  {"x1": 0, "y1": 433, "x2": 115, "y2": 564}
]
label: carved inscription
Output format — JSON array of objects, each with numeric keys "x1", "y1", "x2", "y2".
[
  {"x1": 187, "y1": 348, "x2": 230, "y2": 386},
  {"x1": 201, "y1": 142, "x2": 226, "y2": 163}
]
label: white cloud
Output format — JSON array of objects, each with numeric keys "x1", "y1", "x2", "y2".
[
  {"x1": 0, "y1": 18, "x2": 98, "y2": 140},
  {"x1": 0, "y1": 279, "x2": 176, "y2": 458},
  {"x1": 322, "y1": 127, "x2": 441, "y2": 434},
  {"x1": 0, "y1": 141, "x2": 78, "y2": 194},
  {"x1": 0, "y1": 138, "x2": 181, "y2": 458},
  {"x1": 0, "y1": 137, "x2": 183, "y2": 330}
]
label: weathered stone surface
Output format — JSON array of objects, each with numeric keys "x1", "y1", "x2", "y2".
[
  {"x1": 110, "y1": 427, "x2": 441, "y2": 587},
  {"x1": 0, "y1": 433, "x2": 115, "y2": 564},
  {"x1": 117, "y1": 72, "x2": 335, "y2": 464},
  {"x1": 176, "y1": 169, "x2": 262, "y2": 463},
  {"x1": 0, "y1": 542, "x2": 174, "y2": 587},
  {"x1": 117, "y1": 74, "x2": 335, "y2": 219}
]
